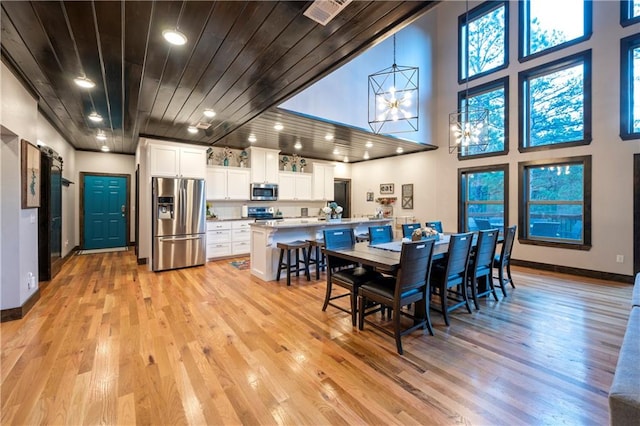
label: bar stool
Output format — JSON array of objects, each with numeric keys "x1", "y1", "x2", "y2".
[
  {"x1": 276, "y1": 240, "x2": 311, "y2": 286},
  {"x1": 306, "y1": 238, "x2": 326, "y2": 280}
]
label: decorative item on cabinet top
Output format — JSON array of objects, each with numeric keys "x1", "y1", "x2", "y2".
[{"x1": 207, "y1": 146, "x2": 248, "y2": 167}]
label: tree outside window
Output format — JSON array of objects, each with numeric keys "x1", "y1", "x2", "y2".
[
  {"x1": 518, "y1": 156, "x2": 591, "y2": 249},
  {"x1": 519, "y1": 50, "x2": 592, "y2": 151},
  {"x1": 459, "y1": 1, "x2": 508, "y2": 82},
  {"x1": 520, "y1": 0, "x2": 591, "y2": 60},
  {"x1": 458, "y1": 77, "x2": 508, "y2": 158},
  {"x1": 458, "y1": 165, "x2": 508, "y2": 235}
]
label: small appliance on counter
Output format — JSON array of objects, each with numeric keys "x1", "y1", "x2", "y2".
[
  {"x1": 241, "y1": 204, "x2": 248, "y2": 218},
  {"x1": 250, "y1": 183, "x2": 278, "y2": 201}
]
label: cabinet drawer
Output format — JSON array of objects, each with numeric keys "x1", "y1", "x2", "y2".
[
  {"x1": 207, "y1": 242, "x2": 232, "y2": 258},
  {"x1": 231, "y1": 220, "x2": 253, "y2": 230},
  {"x1": 232, "y1": 228, "x2": 251, "y2": 241},
  {"x1": 207, "y1": 221, "x2": 231, "y2": 231},
  {"x1": 207, "y1": 230, "x2": 231, "y2": 242},
  {"x1": 232, "y1": 241, "x2": 251, "y2": 255}
]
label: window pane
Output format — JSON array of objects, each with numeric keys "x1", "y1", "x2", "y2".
[
  {"x1": 461, "y1": 85, "x2": 505, "y2": 156},
  {"x1": 635, "y1": 0, "x2": 640, "y2": 17},
  {"x1": 526, "y1": 0, "x2": 585, "y2": 56},
  {"x1": 528, "y1": 164, "x2": 584, "y2": 201},
  {"x1": 464, "y1": 4, "x2": 506, "y2": 79},
  {"x1": 527, "y1": 62, "x2": 584, "y2": 147},
  {"x1": 468, "y1": 170, "x2": 505, "y2": 201},
  {"x1": 634, "y1": 46, "x2": 640, "y2": 133},
  {"x1": 461, "y1": 168, "x2": 506, "y2": 233},
  {"x1": 528, "y1": 204, "x2": 583, "y2": 240}
]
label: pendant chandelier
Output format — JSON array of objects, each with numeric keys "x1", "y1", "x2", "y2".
[
  {"x1": 368, "y1": 34, "x2": 419, "y2": 134},
  {"x1": 449, "y1": 0, "x2": 489, "y2": 154}
]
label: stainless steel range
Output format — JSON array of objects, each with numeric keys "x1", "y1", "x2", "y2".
[{"x1": 247, "y1": 206, "x2": 279, "y2": 221}]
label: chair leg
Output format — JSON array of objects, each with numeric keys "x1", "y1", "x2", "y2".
[
  {"x1": 393, "y1": 304, "x2": 403, "y2": 355},
  {"x1": 462, "y1": 283, "x2": 472, "y2": 314},
  {"x1": 470, "y1": 277, "x2": 480, "y2": 310},
  {"x1": 276, "y1": 248, "x2": 284, "y2": 282},
  {"x1": 507, "y1": 263, "x2": 515, "y2": 288},
  {"x1": 440, "y1": 284, "x2": 450, "y2": 326},
  {"x1": 322, "y1": 274, "x2": 332, "y2": 312},
  {"x1": 350, "y1": 288, "x2": 358, "y2": 327},
  {"x1": 303, "y1": 248, "x2": 310, "y2": 281},
  {"x1": 497, "y1": 266, "x2": 508, "y2": 297},
  {"x1": 314, "y1": 246, "x2": 320, "y2": 280},
  {"x1": 295, "y1": 249, "x2": 300, "y2": 277},
  {"x1": 357, "y1": 295, "x2": 365, "y2": 330},
  {"x1": 487, "y1": 275, "x2": 499, "y2": 301},
  {"x1": 286, "y1": 249, "x2": 292, "y2": 286}
]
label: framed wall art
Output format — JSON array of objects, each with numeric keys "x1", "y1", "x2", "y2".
[
  {"x1": 366, "y1": 191, "x2": 374, "y2": 202},
  {"x1": 380, "y1": 183, "x2": 394, "y2": 194},
  {"x1": 21, "y1": 139, "x2": 40, "y2": 209},
  {"x1": 402, "y1": 184, "x2": 413, "y2": 209}
]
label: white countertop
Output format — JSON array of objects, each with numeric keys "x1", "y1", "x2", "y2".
[{"x1": 249, "y1": 217, "x2": 391, "y2": 228}]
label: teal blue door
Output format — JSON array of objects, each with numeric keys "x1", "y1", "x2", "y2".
[{"x1": 83, "y1": 175, "x2": 127, "y2": 249}]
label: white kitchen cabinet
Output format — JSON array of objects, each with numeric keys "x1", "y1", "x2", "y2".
[
  {"x1": 206, "y1": 166, "x2": 250, "y2": 200},
  {"x1": 278, "y1": 172, "x2": 312, "y2": 200},
  {"x1": 207, "y1": 220, "x2": 253, "y2": 259},
  {"x1": 149, "y1": 143, "x2": 206, "y2": 178},
  {"x1": 312, "y1": 162, "x2": 334, "y2": 201},
  {"x1": 248, "y1": 147, "x2": 280, "y2": 183}
]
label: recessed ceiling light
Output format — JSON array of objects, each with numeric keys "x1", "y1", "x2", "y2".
[
  {"x1": 396, "y1": 147, "x2": 404, "y2": 154},
  {"x1": 363, "y1": 152, "x2": 370, "y2": 160},
  {"x1": 343, "y1": 156, "x2": 349, "y2": 163},
  {"x1": 163, "y1": 29, "x2": 187, "y2": 46},
  {"x1": 294, "y1": 140, "x2": 302, "y2": 150},
  {"x1": 365, "y1": 141, "x2": 373, "y2": 148},
  {"x1": 187, "y1": 126, "x2": 198, "y2": 134},
  {"x1": 248, "y1": 134, "x2": 257, "y2": 143},
  {"x1": 96, "y1": 131, "x2": 107, "y2": 141},
  {"x1": 74, "y1": 76, "x2": 95, "y2": 88},
  {"x1": 203, "y1": 109, "x2": 216, "y2": 118},
  {"x1": 333, "y1": 148, "x2": 340, "y2": 155},
  {"x1": 100, "y1": 145, "x2": 110, "y2": 152},
  {"x1": 88, "y1": 112, "x2": 103, "y2": 122},
  {"x1": 274, "y1": 122, "x2": 284, "y2": 131},
  {"x1": 325, "y1": 134, "x2": 334, "y2": 141}
]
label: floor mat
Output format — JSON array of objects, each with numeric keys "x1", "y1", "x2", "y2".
[
  {"x1": 77, "y1": 247, "x2": 128, "y2": 255},
  {"x1": 230, "y1": 259, "x2": 250, "y2": 270}
]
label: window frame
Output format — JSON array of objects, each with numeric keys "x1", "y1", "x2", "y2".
[
  {"x1": 518, "y1": 49, "x2": 592, "y2": 153},
  {"x1": 458, "y1": 163, "x2": 509, "y2": 235},
  {"x1": 519, "y1": 0, "x2": 593, "y2": 62},
  {"x1": 457, "y1": 76, "x2": 510, "y2": 160},
  {"x1": 518, "y1": 155, "x2": 592, "y2": 250},
  {"x1": 621, "y1": 0, "x2": 640, "y2": 27},
  {"x1": 458, "y1": 1, "x2": 509, "y2": 84},
  {"x1": 620, "y1": 33, "x2": 640, "y2": 140}
]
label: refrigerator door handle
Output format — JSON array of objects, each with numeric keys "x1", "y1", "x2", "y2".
[{"x1": 159, "y1": 236, "x2": 202, "y2": 242}]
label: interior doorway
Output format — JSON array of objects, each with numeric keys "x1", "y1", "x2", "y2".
[{"x1": 333, "y1": 178, "x2": 352, "y2": 218}]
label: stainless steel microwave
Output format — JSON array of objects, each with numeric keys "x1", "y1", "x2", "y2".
[{"x1": 250, "y1": 183, "x2": 278, "y2": 201}]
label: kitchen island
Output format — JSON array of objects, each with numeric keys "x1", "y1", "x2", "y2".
[{"x1": 249, "y1": 218, "x2": 392, "y2": 281}]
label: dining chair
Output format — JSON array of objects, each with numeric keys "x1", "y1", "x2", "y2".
[
  {"x1": 322, "y1": 228, "x2": 382, "y2": 326},
  {"x1": 368, "y1": 225, "x2": 394, "y2": 245},
  {"x1": 358, "y1": 239, "x2": 436, "y2": 354},
  {"x1": 401, "y1": 223, "x2": 421, "y2": 238},
  {"x1": 468, "y1": 229, "x2": 500, "y2": 309},
  {"x1": 493, "y1": 225, "x2": 517, "y2": 297},
  {"x1": 429, "y1": 232, "x2": 474, "y2": 326},
  {"x1": 425, "y1": 221, "x2": 443, "y2": 233}
]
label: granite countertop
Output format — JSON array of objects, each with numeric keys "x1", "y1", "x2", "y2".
[
  {"x1": 207, "y1": 216, "x2": 322, "y2": 222},
  {"x1": 249, "y1": 217, "x2": 391, "y2": 228}
]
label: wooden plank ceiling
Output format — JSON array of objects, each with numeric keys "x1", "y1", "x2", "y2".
[{"x1": 0, "y1": 1, "x2": 437, "y2": 162}]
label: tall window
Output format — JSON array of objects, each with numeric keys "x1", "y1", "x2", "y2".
[
  {"x1": 621, "y1": 0, "x2": 640, "y2": 26},
  {"x1": 459, "y1": 1, "x2": 508, "y2": 82},
  {"x1": 459, "y1": 77, "x2": 509, "y2": 158},
  {"x1": 620, "y1": 33, "x2": 640, "y2": 139},
  {"x1": 520, "y1": 0, "x2": 592, "y2": 60},
  {"x1": 459, "y1": 165, "x2": 508, "y2": 234},
  {"x1": 518, "y1": 156, "x2": 591, "y2": 249},
  {"x1": 519, "y1": 50, "x2": 592, "y2": 151}
]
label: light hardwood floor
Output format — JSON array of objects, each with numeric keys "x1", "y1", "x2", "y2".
[{"x1": 1, "y1": 250, "x2": 633, "y2": 425}]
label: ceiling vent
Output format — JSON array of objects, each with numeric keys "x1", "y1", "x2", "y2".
[
  {"x1": 195, "y1": 121, "x2": 211, "y2": 130},
  {"x1": 303, "y1": 0, "x2": 352, "y2": 26}
]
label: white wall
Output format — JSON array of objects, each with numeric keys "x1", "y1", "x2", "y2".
[
  {"x1": 75, "y1": 151, "x2": 136, "y2": 244},
  {"x1": 297, "y1": 1, "x2": 640, "y2": 276}
]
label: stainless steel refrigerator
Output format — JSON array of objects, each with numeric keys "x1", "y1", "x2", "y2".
[{"x1": 152, "y1": 177, "x2": 206, "y2": 271}]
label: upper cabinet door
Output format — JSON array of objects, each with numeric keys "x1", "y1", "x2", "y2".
[
  {"x1": 179, "y1": 147, "x2": 207, "y2": 179},
  {"x1": 226, "y1": 168, "x2": 250, "y2": 200},
  {"x1": 248, "y1": 147, "x2": 280, "y2": 183},
  {"x1": 206, "y1": 167, "x2": 227, "y2": 200},
  {"x1": 150, "y1": 145, "x2": 180, "y2": 177}
]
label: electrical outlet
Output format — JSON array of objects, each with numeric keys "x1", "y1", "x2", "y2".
[
  {"x1": 27, "y1": 272, "x2": 34, "y2": 289},
  {"x1": 65, "y1": 239, "x2": 69, "y2": 247},
  {"x1": 616, "y1": 254, "x2": 624, "y2": 263}
]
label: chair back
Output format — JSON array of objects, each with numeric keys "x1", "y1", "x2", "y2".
[
  {"x1": 368, "y1": 225, "x2": 393, "y2": 244},
  {"x1": 498, "y1": 225, "x2": 517, "y2": 264},
  {"x1": 395, "y1": 239, "x2": 435, "y2": 296},
  {"x1": 443, "y1": 232, "x2": 474, "y2": 284},
  {"x1": 425, "y1": 221, "x2": 443, "y2": 233},
  {"x1": 401, "y1": 223, "x2": 421, "y2": 238},
  {"x1": 323, "y1": 228, "x2": 355, "y2": 250},
  {"x1": 473, "y1": 229, "x2": 499, "y2": 274}
]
